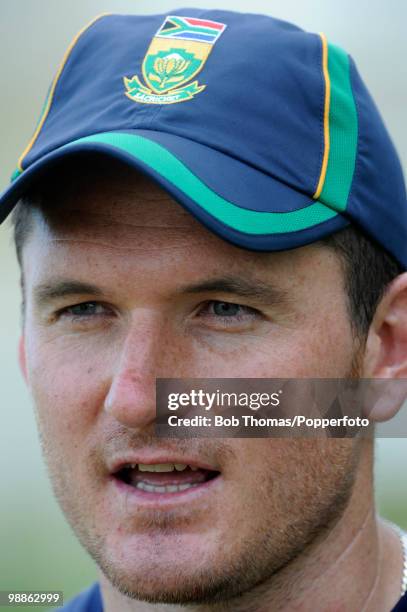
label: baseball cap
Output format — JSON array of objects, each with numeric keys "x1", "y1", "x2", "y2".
[{"x1": 1, "y1": 9, "x2": 406, "y2": 267}]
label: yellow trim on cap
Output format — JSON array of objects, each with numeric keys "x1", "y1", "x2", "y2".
[
  {"x1": 17, "y1": 13, "x2": 110, "y2": 172},
  {"x1": 313, "y1": 32, "x2": 331, "y2": 200}
]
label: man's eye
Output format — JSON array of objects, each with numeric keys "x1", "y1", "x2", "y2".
[
  {"x1": 199, "y1": 300, "x2": 261, "y2": 322},
  {"x1": 59, "y1": 302, "x2": 108, "y2": 318},
  {"x1": 210, "y1": 302, "x2": 246, "y2": 317}
]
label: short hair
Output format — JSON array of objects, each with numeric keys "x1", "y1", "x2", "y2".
[
  {"x1": 321, "y1": 227, "x2": 403, "y2": 336},
  {"x1": 10, "y1": 157, "x2": 404, "y2": 338}
]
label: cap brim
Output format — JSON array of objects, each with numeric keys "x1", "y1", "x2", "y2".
[{"x1": 0, "y1": 130, "x2": 349, "y2": 251}]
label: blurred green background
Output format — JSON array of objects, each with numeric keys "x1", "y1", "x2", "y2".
[{"x1": 0, "y1": 0, "x2": 406, "y2": 608}]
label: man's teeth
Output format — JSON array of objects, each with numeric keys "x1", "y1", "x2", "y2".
[
  {"x1": 130, "y1": 463, "x2": 199, "y2": 472},
  {"x1": 135, "y1": 482, "x2": 199, "y2": 493}
]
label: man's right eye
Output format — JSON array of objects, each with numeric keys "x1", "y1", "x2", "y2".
[{"x1": 59, "y1": 301, "x2": 109, "y2": 319}]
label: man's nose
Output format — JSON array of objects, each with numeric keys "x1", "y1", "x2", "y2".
[{"x1": 103, "y1": 317, "x2": 166, "y2": 430}]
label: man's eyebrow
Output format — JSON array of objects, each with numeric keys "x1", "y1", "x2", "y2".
[
  {"x1": 33, "y1": 276, "x2": 288, "y2": 307},
  {"x1": 33, "y1": 280, "x2": 103, "y2": 306},
  {"x1": 180, "y1": 276, "x2": 288, "y2": 305}
]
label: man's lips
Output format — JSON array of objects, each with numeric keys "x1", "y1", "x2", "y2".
[
  {"x1": 108, "y1": 455, "x2": 221, "y2": 498},
  {"x1": 108, "y1": 454, "x2": 220, "y2": 475}
]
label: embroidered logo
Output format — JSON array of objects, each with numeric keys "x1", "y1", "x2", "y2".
[{"x1": 124, "y1": 15, "x2": 226, "y2": 105}]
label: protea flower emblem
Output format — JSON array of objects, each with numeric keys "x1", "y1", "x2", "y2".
[
  {"x1": 124, "y1": 16, "x2": 226, "y2": 104},
  {"x1": 149, "y1": 53, "x2": 191, "y2": 89}
]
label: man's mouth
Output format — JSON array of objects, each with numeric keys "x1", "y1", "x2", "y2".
[{"x1": 113, "y1": 462, "x2": 220, "y2": 495}]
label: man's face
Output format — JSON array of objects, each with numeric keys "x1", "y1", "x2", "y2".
[{"x1": 20, "y1": 165, "x2": 363, "y2": 604}]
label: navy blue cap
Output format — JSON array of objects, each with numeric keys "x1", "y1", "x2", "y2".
[{"x1": 1, "y1": 9, "x2": 406, "y2": 267}]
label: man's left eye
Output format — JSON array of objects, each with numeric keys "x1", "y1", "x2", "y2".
[
  {"x1": 210, "y1": 301, "x2": 248, "y2": 317},
  {"x1": 200, "y1": 300, "x2": 261, "y2": 321}
]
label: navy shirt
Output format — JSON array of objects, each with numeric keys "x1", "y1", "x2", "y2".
[
  {"x1": 57, "y1": 583, "x2": 407, "y2": 611},
  {"x1": 393, "y1": 591, "x2": 407, "y2": 611},
  {"x1": 57, "y1": 584, "x2": 102, "y2": 611}
]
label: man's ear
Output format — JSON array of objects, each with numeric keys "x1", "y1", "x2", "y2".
[
  {"x1": 362, "y1": 272, "x2": 407, "y2": 421},
  {"x1": 18, "y1": 335, "x2": 28, "y2": 383}
]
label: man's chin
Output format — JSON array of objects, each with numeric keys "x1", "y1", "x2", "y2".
[{"x1": 98, "y1": 563, "x2": 246, "y2": 606}]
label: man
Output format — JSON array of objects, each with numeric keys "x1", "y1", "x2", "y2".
[{"x1": 1, "y1": 8, "x2": 407, "y2": 611}]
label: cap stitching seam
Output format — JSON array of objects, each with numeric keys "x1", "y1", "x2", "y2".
[
  {"x1": 313, "y1": 32, "x2": 326, "y2": 198},
  {"x1": 344, "y1": 56, "x2": 361, "y2": 211}
]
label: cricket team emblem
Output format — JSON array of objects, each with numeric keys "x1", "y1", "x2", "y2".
[{"x1": 124, "y1": 16, "x2": 227, "y2": 105}]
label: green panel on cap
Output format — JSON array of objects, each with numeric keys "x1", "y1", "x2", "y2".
[{"x1": 320, "y1": 43, "x2": 358, "y2": 211}]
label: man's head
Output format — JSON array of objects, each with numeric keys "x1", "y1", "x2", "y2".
[
  {"x1": 2, "y1": 8, "x2": 407, "y2": 607},
  {"x1": 11, "y1": 157, "x2": 407, "y2": 604}
]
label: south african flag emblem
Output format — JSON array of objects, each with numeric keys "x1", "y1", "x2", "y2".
[
  {"x1": 124, "y1": 15, "x2": 227, "y2": 105},
  {"x1": 155, "y1": 15, "x2": 226, "y2": 44}
]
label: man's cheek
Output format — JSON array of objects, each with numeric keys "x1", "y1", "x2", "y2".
[{"x1": 27, "y1": 346, "x2": 107, "y2": 431}]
